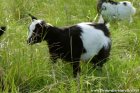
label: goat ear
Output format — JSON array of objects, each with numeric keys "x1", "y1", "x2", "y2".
[
  {"x1": 0, "y1": 26, "x2": 6, "y2": 31},
  {"x1": 29, "y1": 14, "x2": 37, "y2": 21}
]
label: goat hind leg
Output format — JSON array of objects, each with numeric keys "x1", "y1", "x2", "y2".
[{"x1": 72, "y1": 61, "x2": 81, "y2": 77}]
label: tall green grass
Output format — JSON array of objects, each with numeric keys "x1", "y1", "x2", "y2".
[{"x1": 0, "y1": 0, "x2": 140, "y2": 93}]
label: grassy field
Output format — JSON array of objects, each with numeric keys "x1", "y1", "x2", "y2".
[{"x1": 0, "y1": 0, "x2": 140, "y2": 93}]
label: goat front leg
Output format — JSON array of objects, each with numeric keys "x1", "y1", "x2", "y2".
[{"x1": 72, "y1": 61, "x2": 81, "y2": 77}]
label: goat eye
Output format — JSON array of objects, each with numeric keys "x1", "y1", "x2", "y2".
[{"x1": 102, "y1": 6, "x2": 106, "y2": 10}]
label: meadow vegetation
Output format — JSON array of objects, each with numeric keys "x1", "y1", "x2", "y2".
[{"x1": 0, "y1": 0, "x2": 140, "y2": 93}]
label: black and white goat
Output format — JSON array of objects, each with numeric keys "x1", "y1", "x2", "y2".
[
  {"x1": 0, "y1": 27, "x2": 6, "y2": 36},
  {"x1": 96, "y1": 0, "x2": 136, "y2": 22},
  {"x1": 27, "y1": 14, "x2": 111, "y2": 77}
]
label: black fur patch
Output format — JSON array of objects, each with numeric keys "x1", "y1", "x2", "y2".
[
  {"x1": 45, "y1": 25, "x2": 86, "y2": 62},
  {"x1": 123, "y1": 2, "x2": 127, "y2": 6},
  {"x1": 89, "y1": 23, "x2": 110, "y2": 37},
  {"x1": 0, "y1": 26, "x2": 6, "y2": 36},
  {"x1": 108, "y1": 0, "x2": 118, "y2": 5}
]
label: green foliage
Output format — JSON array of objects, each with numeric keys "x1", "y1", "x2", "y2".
[{"x1": 0, "y1": 0, "x2": 140, "y2": 93}]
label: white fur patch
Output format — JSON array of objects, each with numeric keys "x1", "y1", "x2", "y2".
[
  {"x1": 77, "y1": 23, "x2": 111, "y2": 61},
  {"x1": 101, "y1": 1, "x2": 136, "y2": 22},
  {"x1": 28, "y1": 20, "x2": 43, "y2": 39}
]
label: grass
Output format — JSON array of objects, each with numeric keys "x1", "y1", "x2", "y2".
[{"x1": 0, "y1": 0, "x2": 140, "y2": 93}]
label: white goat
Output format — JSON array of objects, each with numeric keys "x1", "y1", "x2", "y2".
[{"x1": 96, "y1": 0, "x2": 136, "y2": 22}]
